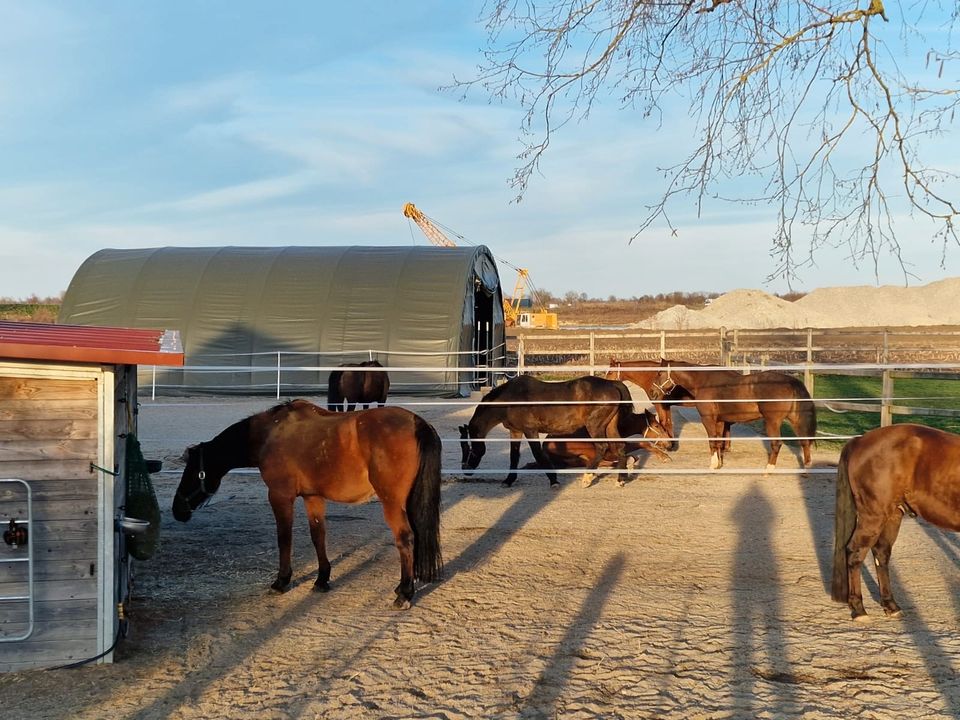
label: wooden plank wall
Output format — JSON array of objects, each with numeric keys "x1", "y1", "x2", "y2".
[{"x1": 0, "y1": 374, "x2": 100, "y2": 671}]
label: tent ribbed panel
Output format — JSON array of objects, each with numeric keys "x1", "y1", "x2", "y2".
[{"x1": 59, "y1": 245, "x2": 505, "y2": 396}]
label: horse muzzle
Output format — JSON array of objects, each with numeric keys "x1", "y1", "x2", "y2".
[{"x1": 171, "y1": 494, "x2": 193, "y2": 522}]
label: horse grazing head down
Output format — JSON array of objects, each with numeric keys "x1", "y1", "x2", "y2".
[
  {"x1": 172, "y1": 443, "x2": 225, "y2": 522},
  {"x1": 459, "y1": 424, "x2": 484, "y2": 471}
]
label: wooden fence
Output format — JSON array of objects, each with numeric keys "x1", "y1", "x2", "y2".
[{"x1": 514, "y1": 326, "x2": 960, "y2": 427}]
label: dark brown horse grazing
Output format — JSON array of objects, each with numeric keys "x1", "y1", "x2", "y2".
[
  {"x1": 605, "y1": 358, "x2": 697, "y2": 451},
  {"x1": 650, "y1": 362, "x2": 816, "y2": 471},
  {"x1": 530, "y1": 410, "x2": 672, "y2": 474},
  {"x1": 172, "y1": 399, "x2": 442, "y2": 609},
  {"x1": 327, "y1": 360, "x2": 390, "y2": 411},
  {"x1": 832, "y1": 424, "x2": 960, "y2": 621},
  {"x1": 459, "y1": 375, "x2": 634, "y2": 487}
]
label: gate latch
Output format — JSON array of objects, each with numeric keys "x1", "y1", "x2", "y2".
[{"x1": 3, "y1": 519, "x2": 27, "y2": 548}]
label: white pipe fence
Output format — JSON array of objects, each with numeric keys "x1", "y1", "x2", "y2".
[{"x1": 137, "y1": 356, "x2": 960, "y2": 479}]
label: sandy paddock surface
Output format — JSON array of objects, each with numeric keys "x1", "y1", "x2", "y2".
[{"x1": 4, "y1": 395, "x2": 960, "y2": 719}]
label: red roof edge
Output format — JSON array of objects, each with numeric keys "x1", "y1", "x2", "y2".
[{"x1": 0, "y1": 321, "x2": 185, "y2": 367}]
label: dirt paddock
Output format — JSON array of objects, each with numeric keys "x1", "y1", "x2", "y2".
[{"x1": 3, "y1": 395, "x2": 960, "y2": 719}]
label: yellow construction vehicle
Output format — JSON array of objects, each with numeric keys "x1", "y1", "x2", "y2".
[{"x1": 402, "y1": 202, "x2": 558, "y2": 329}]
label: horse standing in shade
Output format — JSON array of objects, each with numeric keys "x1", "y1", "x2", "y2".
[
  {"x1": 832, "y1": 424, "x2": 960, "y2": 620},
  {"x1": 650, "y1": 362, "x2": 816, "y2": 471},
  {"x1": 327, "y1": 360, "x2": 390, "y2": 411},
  {"x1": 172, "y1": 399, "x2": 442, "y2": 609},
  {"x1": 459, "y1": 375, "x2": 634, "y2": 487}
]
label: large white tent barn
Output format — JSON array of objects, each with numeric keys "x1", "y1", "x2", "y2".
[{"x1": 59, "y1": 246, "x2": 506, "y2": 396}]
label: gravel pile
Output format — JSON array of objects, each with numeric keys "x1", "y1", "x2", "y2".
[{"x1": 633, "y1": 278, "x2": 960, "y2": 329}]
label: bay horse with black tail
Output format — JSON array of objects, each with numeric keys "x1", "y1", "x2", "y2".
[
  {"x1": 650, "y1": 362, "x2": 816, "y2": 472},
  {"x1": 531, "y1": 409, "x2": 672, "y2": 471},
  {"x1": 459, "y1": 375, "x2": 633, "y2": 487},
  {"x1": 327, "y1": 360, "x2": 390, "y2": 411},
  {"x1": 832, "y1": 424, "x2": 960, "y2": 621},
  {"x1": 606, "y1": 358, "x2": 697, "y2": 451},
  {"x1": 172, "y1": 399, "x2": 442, "y2": 609}
]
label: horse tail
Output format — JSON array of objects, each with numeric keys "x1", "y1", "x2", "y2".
[
  {"x1": 794, "y1": 381, "x2": 818, "y2": 446},
  {"x1": 831, "y1": 442, "x2": 856, "y2": 602},
  {"x1": 408, "y1": 415, "x2": 443, "y2": 583},
  {"x1": 327, "y1": 371, "x2": 342, "y2": 411}
]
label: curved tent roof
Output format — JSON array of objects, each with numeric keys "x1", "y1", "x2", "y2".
[{"x1": 59, "y1": 246, "x2": 506, "y2": 396}]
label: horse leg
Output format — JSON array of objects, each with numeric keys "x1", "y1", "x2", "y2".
[
  {"x1": 845, "y1": 514, "x2": 884, "y2": 621},
  {"x1": 526, "y1": 434, "x2": 559, "y2": 487},
  {"x1": 502, "y1": 431, "x2": 523, "y2": 487},
  {"x1": 658, "y1": 406, "x2": 677, "y2": 452},
  {"x1": 381, "y1": 501, "x2": 416, "y2": 610},
  {"x1": 764, "y1": 417, "x2": 783, "y2": 474},
  {"x1": 872, "y1": 512, "x2": 904, "y2": 618},
  {"x1": 722, "y1": 422, "x2": 732, "y2": 452},
  {"x1": 269, "y1": 491, "x2": 296, "y2": 592},
  {"x1": 302, "y1": 496, "x2": 331, "y2": 592},
  {"x1": 703, "y1": 415, "x2": 723, "y2": 469}
]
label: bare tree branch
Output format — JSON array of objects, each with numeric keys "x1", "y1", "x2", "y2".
[{"x1": 452, "y1": 0, "x2": 960, "y2": 286}]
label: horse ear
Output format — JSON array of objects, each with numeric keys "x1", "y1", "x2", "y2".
[{"x1": 180, "y1": 445, "x2": 196, "y2": 462}]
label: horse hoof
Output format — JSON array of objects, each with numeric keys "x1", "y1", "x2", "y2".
[
  {"x1": 270, "y1": 582, "x2": 290, "y2": 594},
  {"x1": 501, "y1": 480, "x2": 515, "y2": 488},
  {"x1": 580, "y1": 473, "x2": 594, "y2": 488},
  {"x1": 710, "y1": 453, "x2": 720, "y2": 470},
  {"x1": 393, "y1": 597, "x2": 412, "y2": 610},
  {"x1": 626, "y1": 457, "x2": 636, "y2": 471},
  {"x1": 765, "y1": 463, "x2": 775, "y2": 475},
  {"x1": 852, "y1": 612, "x2": 871, "y2": 624},
  {"x1": 616, "y1": 478, "x2": 626, "y2": 488},
  {"x1": 883, "y1": 607, "x2": 903, "y2": 619},
  {"x1": 549, "y1": 481, "x2": 561, "y2": 490},
  {"x1": 313, "y1": 581, "x2": 330, "y2": 593}
]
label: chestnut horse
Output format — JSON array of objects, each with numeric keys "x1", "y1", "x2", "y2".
[
  {"x1": 650, "y1": 362, "x2": 816, "y2": 471},
  {"x1": 459, "y1": 375, "x2": 634, "y2": 487},
  {"x1": 172, "y1": 399, "x2": 442, "y2": 609},
  {"x1": 327, "y1": 360, "x2": 390, "y2": 411},
  {"x1": 531, "y1": 409, "x2": 672, "y2": 472},
  {"x1": 606, "y1": 358, "x2": 699, "y2": 451},
  {"x1": 832, "y1": 424, "x2": 960, "y2": 621}
]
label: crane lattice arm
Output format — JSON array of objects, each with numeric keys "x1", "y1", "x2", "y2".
[{"x1": 402, "y1": 202, "x2": 457, "y2": 248}]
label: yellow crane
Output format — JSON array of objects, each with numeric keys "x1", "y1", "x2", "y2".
[{"x1": 402, "y1": 202, "x2": 558, "y2": 329}]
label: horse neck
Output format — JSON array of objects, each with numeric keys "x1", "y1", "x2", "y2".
[
  {"x1": 206, "y1": 418, "x2": 255, "y2": 474},
  {"x1": 469, "y1": 403, "x2": 503, "y2": 438}
]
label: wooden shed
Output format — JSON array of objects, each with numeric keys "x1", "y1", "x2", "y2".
[{"x1": 0, "y1": 321, "x2": 183, "y2": 672}]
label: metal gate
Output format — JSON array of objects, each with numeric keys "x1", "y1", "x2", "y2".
[{"x1": 0, "y1": 479, "x2": 34, "y2": 642}]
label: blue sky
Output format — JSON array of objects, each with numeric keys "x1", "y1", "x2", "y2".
[{"x1": 1, "y1": 1, "x2": 957, "y2": 301}]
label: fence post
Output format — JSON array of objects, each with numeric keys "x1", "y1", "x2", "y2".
[
  {"x1": 880, "y1": 331, "x2": 892, "y2": 426},
  {"x1": 589, "y1": 331, "x2": 595, "y2": 374},
  {"x1": 276, "y1": 351, "x2": 281, "y2": 400},
  {"x1": 518, "y1": 336, "x2": 525, "y2": 375},
  {"x1": 881, "y1": 370, "x2": 893, "y2": 427},
  {"x1": 804, "y1": 328, "x2": 814, "y2": 396},
  {"x1": 659, "y1": 330, "x2": 666, "y2": 359},
  {"x1": 719, "y1": 327, "x2": 728, "y2": 366}
]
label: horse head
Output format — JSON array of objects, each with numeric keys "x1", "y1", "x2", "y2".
[
  {"x1": 642, "y1": 411, "x2": 672, "y2": 453},
  {"x1": 172, "y1": 443, "x2": 224, "y2": 522},
  {"x1": 649, "y1": 367, "x2": 678, "y2": 400},
  {"x1": 459, "y1": 423, "x2": 484, "y2": 471}
]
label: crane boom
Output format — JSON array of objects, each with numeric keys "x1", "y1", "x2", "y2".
[
  {"x1": 402, "y1": 202, "x2": 558, "y2": 329},
  {"x1": 402, "y1": 202, "x2": 457, "y2": 248}
]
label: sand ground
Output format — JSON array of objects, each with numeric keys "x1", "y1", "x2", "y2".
[{"x1": 3, "y1": 395, "x2": 960, "y2": 719}]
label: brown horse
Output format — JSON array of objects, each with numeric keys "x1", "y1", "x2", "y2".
[
  {"x1": 327, "y1": 360, "x2": 390, "y2": 411},
  {"x1": 459, "y1": 375, "x2": 634, "y2": 487},
  {"x1": 605, "y1": 358, "x2": 697, "y2": 451},
  {"x1": 650, "y1": 362, "x2": 816, "y2": 471},
  {"x1": 172, "y1": 399, "x2": 442, "y2": 609},
  {"x1": 530, "y1": 409, "x2": 672, "y2": 473},
  {"x1": 832, "y1": 424, "x2": 960, "y2": 621}
]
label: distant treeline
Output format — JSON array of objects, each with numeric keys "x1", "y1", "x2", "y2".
[{"x1": 543, "y1": 290, "x2": 806, "y2": 305}]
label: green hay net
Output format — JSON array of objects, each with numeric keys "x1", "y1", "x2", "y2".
[{"x1": 125, "y1": 433, "x2": 161, "y2": 561}]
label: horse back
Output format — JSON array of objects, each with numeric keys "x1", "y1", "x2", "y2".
[
  {"x1": 253, "y1": 402, "x2": 420, "y2": 504},
  {"x1": 846, "y1": 424, "x2": 960, "y2": 531},
  {"x1": 482, "y1": 375, "x2": 625, "y2": 434}
]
